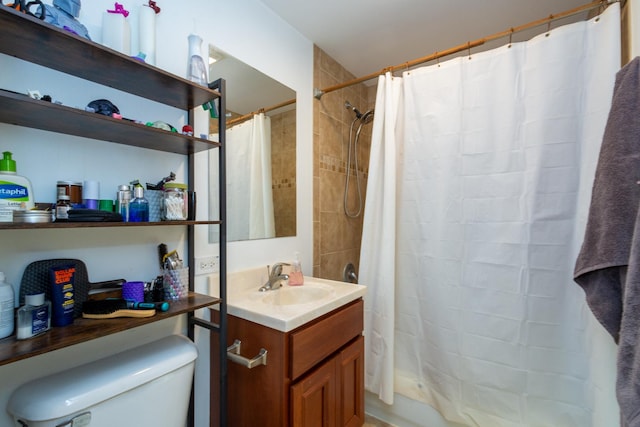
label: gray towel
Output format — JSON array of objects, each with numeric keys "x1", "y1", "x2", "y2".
[{"x1": 574, "y1": 56, "x2": 640, "y2": 426}]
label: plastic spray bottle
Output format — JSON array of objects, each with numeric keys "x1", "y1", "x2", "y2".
[
  {"x1": 102, "y1": 2, "x2": 131, "y2": 55},
  {"x1": 0, "y1": 272, "x2": 15, "y2": 339},
  {"x1": 0, "y1": 151, "x2": 35, "y2": 222},
  {"x1": 187, "y1": 34, "x2": 207, "y2": 85}
]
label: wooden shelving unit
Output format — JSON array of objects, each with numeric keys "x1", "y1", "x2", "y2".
[{"x1": 0, "y1": 6, "x2": 227, "y2": 426}]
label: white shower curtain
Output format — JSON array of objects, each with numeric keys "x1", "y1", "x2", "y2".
[
  {"x1": 211, "y1": 113, "x2": 275, "y2": 241},
  {"x1": 360, "y1": 4, "x2": 621, "y2": 426}
]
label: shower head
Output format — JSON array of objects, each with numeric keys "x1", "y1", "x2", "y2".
[
  {"x1": 361, "y1": 110, "x2": 374, "y2": 124},
  {"x1": 345, "y1": 100, "x2": 363, "y2": 119}
]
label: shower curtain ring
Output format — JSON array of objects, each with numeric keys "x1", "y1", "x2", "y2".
[
  {"x1": 596, "y1": 0, "x2": 606, "y2": 22},
  {"x1": 508, "y1": 28, "x2": 514, "y2": 48},
  {"x1": 467, "y1": 42, "x2": 472, "y2": 60},
  {"x1": 435, "y1": 51, "x2": 440, "y2": 67},
  {"x1": 546, "y1": 14, "x2": 553, "y2": 37}
]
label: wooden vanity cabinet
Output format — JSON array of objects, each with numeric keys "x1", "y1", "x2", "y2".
[{"x1": 210, "y1": 298, "x2": 364, "y2": 427}]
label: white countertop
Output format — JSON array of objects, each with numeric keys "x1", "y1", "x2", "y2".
[{"x1": 209, "y1": 267, "x2": 366, "y2": 332}]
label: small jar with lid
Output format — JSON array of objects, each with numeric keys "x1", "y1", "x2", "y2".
[
  {"x1": 56, "y1": 181, "x2": 83, "y2": 205},
  {"x1": 55, "y1": 195, "x2": 71, "y2": 221},
  {"x1": 162, "y1": 183, "x2": 188, "y2": 220}
]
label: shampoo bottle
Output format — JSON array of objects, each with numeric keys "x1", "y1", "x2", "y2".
[
  {"x1": 0, "y1": 151, "x2": 35, "y2": 222},
  {"x1": 289, "y1": 252, "x2": 304, "y2": 286},
  {"x1": 0, "y1": 272, "x2": 15, "y2": 339}
]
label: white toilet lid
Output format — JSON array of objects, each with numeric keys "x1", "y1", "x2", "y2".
[{"x1": 7, "y1": 334, "x2": 198, "y2": 421}]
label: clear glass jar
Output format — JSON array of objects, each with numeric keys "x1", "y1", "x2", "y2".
[{"x1": 162, "y1": 183, "x2": 188, "y2": 220}]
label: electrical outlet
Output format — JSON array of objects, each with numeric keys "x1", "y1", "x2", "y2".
[{"x1": 195, "y1": 255, "x2": 219, "y2": 275}]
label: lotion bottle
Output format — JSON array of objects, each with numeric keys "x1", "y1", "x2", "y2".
[
  {"x1": 0, "y1": 272, "x2": 15, "y2": 339},
  {"x1": 289, "y1": 252, "x2": 304, "y2": 286},
  {"x1": 0, "y1": 151, "x2": 35, "y2": 222}
]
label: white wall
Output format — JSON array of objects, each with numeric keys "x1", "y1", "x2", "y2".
[{"x1": 0, "y1": 1, "x2": 313, "y2": 426}]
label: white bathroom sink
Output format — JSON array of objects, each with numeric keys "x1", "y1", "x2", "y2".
[
  {"x1": 208, "y1": 268, "x2": 366, "y2": 331},
  {"x1": 261, "y1": 285, "x2": 332, "y2": 306}
]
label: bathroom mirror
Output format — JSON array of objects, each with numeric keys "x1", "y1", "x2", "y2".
[{"x1": 208, "y1": 45, "x2": 296, "y2": 243}]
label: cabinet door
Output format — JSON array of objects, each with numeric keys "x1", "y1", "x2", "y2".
[
  {"x1": 337, "y1": 336, "x2": 364, "y2": 427},
  {"x1": 291, "y1": 358, "x2": 337, "y2": 427},
  {"x1": 210, "y1": 312, "x2": 288, "y2": 427}
]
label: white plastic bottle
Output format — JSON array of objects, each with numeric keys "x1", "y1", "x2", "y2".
[
  {"x1": 138, "y1": 1, "x2": 159, "y2": 65},
  {"x1": 0, "y1": 151, "x2": 35, "y2": 222},
  {"x1": 0, "y1": 272, "x2": 15, "y2": 339},
  {"x1": 102, "y1": 4, "x2": 131, "y2": 55}
]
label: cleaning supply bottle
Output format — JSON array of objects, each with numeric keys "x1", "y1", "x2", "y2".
[
  {"x1": 289, "y1": 252, "x2": 304, "y2": 286},
  {"x1": 138, "y1": 1, "x2": 160, "y2": 65},
  {"x1": 0, "y1": 272, "x2": 15, "y2": 339},
  {"x1": 0, "y1": 151, "x2": 35, "y2": 222},
  {"x1": 102, "y1": 2, "x2": 131, "y2": 55}
]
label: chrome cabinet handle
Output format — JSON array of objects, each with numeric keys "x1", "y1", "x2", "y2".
[{"x1": 226, "y1": 339, "x2": 267, "y2": 368}]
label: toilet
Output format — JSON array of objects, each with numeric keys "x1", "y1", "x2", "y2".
[{"x1": 7, "y1": 334, "x2": 198, "y2": 427}]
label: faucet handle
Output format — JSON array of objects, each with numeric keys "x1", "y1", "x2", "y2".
[{"x1": 269, "y1": 262, "x2": 290, "y2": 277}]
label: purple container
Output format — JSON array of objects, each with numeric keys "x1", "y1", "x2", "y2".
[
  {"x1": 122, "y1": 281, "x2": 145, "y2": 302},
  {"x1": 83, "y1": 199, "x2": 99, "y2": 209}
]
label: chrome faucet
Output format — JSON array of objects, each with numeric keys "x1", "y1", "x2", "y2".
[{"x1": 259, "y1": 263, "x2": 290, "y2": 292}]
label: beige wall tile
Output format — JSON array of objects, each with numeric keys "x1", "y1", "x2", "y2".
[{"x1": 313, "y1": 45, "x2": 373, "y2": 282}]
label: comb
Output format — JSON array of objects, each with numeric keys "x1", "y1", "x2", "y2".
[{"x1": 82, "y1": 299, "x2": 156, "y2": 319}]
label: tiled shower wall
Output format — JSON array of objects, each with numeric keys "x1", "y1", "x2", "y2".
[
  {"x1": 271, "y1": 109, "x2": 296, "y2": 237},
  {"x1": 313, "y1": 45, "x2": 376, "y2": 281}
]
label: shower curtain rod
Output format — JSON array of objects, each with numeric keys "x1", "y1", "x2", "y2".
[
  {"x1": 313, "y1": 0, "x2": 615, "y2": 99},
  {"x1": 227, "y1": 98, "x2": 296, "y2": 127}
]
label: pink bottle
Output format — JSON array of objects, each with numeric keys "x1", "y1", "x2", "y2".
[{"x1": 288, "y1": 252, "x2": 304, "y2": 286}]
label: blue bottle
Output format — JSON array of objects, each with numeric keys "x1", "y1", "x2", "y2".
[
  {"x1": 129, "y1": 186, "x2": 149, "y2": 222},
  {"x1": 50, "y1": 265, "x2": 75, "y2": 327}
]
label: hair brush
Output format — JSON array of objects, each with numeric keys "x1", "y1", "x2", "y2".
[{"x1": 82, "y1": 299, "x2": 156, "y2": 319}]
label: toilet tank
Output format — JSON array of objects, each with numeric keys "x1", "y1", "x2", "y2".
[{"x1": 7, "y1": 334, "x2": 198, "y2": 427}]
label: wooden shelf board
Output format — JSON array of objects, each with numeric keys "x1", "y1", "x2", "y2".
[
  {"x1": 0, "y1": 292, "x2": 220, "y2": 366},
  {"x1": 0, "y1": 90, "x2": 220, "y2": 155},
  {"x1": 0, "y1": 6, "x2": 219, "y2": 109},
  {"x1": 0, "y1": 219, "x2": 221, "y2": 230}
]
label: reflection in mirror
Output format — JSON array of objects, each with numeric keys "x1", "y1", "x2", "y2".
[{"x1": 208, "y1": 46, "x2": 296, "y2": 243}]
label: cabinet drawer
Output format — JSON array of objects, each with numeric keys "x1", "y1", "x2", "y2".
[{"x1": 290, "y1": 299, "x2": 363, "y2": 380}]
